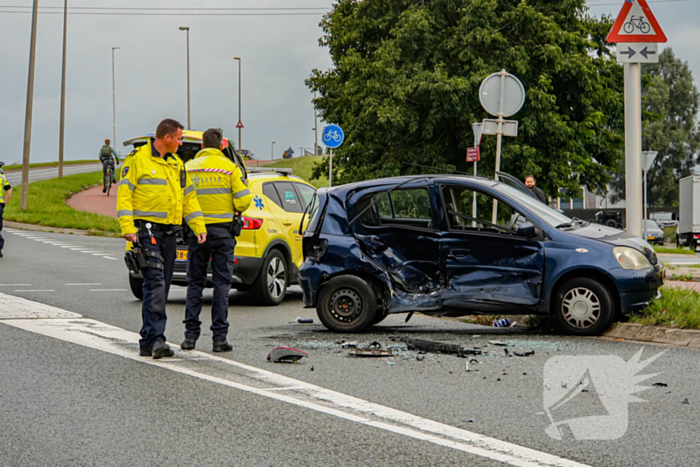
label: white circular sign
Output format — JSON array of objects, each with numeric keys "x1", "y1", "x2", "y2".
[{"x1": 479, "y1": 71, "x2": 526, "y2": 118}]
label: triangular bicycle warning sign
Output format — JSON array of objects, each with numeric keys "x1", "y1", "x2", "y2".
[{"x1": 607, "y1": 0, "x2": 667, "y2": 43}]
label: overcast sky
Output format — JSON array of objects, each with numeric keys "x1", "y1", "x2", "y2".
[{"x1": 0, "y1": 0, "x2": 698, "y2": 165}]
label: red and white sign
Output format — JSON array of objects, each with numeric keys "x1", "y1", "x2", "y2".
[
  {"x1": 466, "y1": 147, "x2": 480, "y2": 162},
  {"x1": 607, "y1": 0, "x2": 666, "y2": 43},
  {"x1": 236, "y1": 121, "x2": 244, "y2": 129}
]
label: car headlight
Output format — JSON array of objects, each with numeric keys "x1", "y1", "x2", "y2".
[{"x1": 613, "y1": 247, "x2": 652, "y2": 270}]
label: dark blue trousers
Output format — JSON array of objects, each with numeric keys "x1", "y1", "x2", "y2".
[
  {"x1": 0, "y1": 203, "x2": 5, "y2": 249},
  {"x1": 139, "y1": 229, "x2": 176, "y2": 351},
  {"x1": 184, "y1": 225, "x2": 236, "y2": 342}
]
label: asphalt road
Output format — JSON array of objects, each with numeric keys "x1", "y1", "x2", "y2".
[
  {"x1": 0, "y1": 228, "x2": 698, "y2": 466},
  {"x1": 4, "y1": 163, "x2": 103, "y2": 186}
]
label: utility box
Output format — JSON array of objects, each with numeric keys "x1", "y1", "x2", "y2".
[{"x1": 677, "y1": 175, "x2": 700, "y2": 249}]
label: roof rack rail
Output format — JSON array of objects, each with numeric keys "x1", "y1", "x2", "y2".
[{"x1": 247, "y1": 167, "x2": 293, "y2": 175}]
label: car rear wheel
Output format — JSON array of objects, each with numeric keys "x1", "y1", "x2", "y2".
[
  {"x1": 553, "y1": 278, "x2": 614, "y2": 336},
  {"x1": 316, "y1": 276, "x2": 376, "y2": 332},
  {"x1": 251, "y1": 250, "x2": 287, "y2": 306},
  {"x1": 128, "y1": 274, "x2": 143, "y2": 301},
  {"x1": 605, "y1": 219, "x2": 618, "y2": 229}
]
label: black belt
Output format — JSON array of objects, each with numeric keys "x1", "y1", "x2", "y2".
[
  {"x1": 207, "y1": 222, "x2": 232, "y2": 230},
  {"x1": 135, "y1": 220, "x2": 182, "y2": 235}
]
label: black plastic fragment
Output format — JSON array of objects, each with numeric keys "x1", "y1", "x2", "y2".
[{"x1": 403, "y1": 337, "x2": 481, "y2": 357}]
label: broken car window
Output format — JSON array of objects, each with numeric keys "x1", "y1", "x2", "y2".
[
  {"x1": 442, "y1": 186, "x2": 525, "y2": 234},
  {"x1": 356, "y1": 188, "x2": 433, "y2": 229}
]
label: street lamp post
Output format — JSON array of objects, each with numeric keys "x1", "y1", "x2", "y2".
[
  {"x1": 58, "y1": 0, "x2": 68, "y2": 179},
  {"x1": 271, "y1": 141, "x2": 276, "y2": 160},
  {"x1": 313, "y1": 90, "x2": 318, "y2": 155},
  {"x1": 20, "y1": 0, "x2": 39, "y2": 211},
  {"x1": 179, "y1": 26, "x2": 191, "y2": 130},
  {"x1": 112, "y1": 47, "x2": 120, "y2": 159},
  {"x1": 234, "y1": 56, "x2": 242, "y2": 152}
]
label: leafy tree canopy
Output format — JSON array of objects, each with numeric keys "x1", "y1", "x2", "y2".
[{"x1": 307, "y1": 0, "x2": 624, "y2": 198}]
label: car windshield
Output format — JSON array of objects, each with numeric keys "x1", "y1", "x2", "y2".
[
  {"x1": 492, "y1": 183, "x2": 572, "y2": 227},
  {"x1": 651, "y1": 212, "x2": 672, "y2": 220},
  {"x1": 644, "y1": 220, "x2": 660, "y2": 229}
]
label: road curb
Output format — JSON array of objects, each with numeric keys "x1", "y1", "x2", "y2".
[
  {"x1": 5, "y1": 220, "x2": 91, "y2": 236},
  {"x1": 604, "y1": 322, "x2": 700, "y2": 348}
]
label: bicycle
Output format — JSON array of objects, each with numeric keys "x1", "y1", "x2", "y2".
[
  {"x1": 104, "y1": 163, "x2": 115, "y2": 196},
  {"x1": 323, "y1": 130, "x2": 342, "y2": 143},
  {"x1": 623, "y1": 15, "x2": 651, "y2": 34}
]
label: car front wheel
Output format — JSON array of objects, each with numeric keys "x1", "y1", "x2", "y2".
[
  {"x1": 553, "y1": 277, "x2": 614, "y2": 336},
  {"x1": 251, "y1": 250, "x2": 287, "y2": 306},
  {"x1": 317, "y1": 276, "x2": 376, "y2": 332}
]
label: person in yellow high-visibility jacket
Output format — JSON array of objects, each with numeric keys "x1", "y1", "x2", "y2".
[
  {"x1": 117, "y1": 118, "x2": 207, "y2": 359},
  {"x1": 180, "y1": 128, "x2": 252, "y2": 352}
]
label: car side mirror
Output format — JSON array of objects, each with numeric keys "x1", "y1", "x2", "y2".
[{"x1": 517, "y1": 222, "x2": 536, "y2": 238}]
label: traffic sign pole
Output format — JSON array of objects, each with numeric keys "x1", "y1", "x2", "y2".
[
  {"x1": 329, "y1": 149, "x2": 333, "y2": 187},
  {"x1": 624, "y1": 62, "x2": 643, "y2": 238}
]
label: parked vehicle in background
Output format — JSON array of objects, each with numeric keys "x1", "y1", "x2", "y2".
[
  {"x1": 649, "y1": 211, "x2": 678, "y2": 229},
  {"x1": 643, "y1": 220, "x2": 665, "y2": 245},
  {"x1": 239, "y1": 149, "x2": 254, "y2": 160},
  {"x1": 300, "y1": 172, "x2": 663, "y2": 336},
  {"x1": 594, "y1": 210, "x2": 622, "y2": 229},
  {"x1": 677, "y1": 174, "x2": 700, "y2": 250}
]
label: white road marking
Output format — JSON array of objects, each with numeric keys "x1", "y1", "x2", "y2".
[
  {"x1": 0, "y1": 293, "x2": 588, "y2": 467},
  {"x1": 66, "y1": 283, "x2": 103, "y2": 286},
  {"x1": 79, "y1": 251, "x2": 103, "y2": 254},
  {"x1": 14, "y1": 290, "x2": 55, "y2": 292},
  {"x1": 101, "y1": 256, "x2": 118, "y2": 261},
  {"x1": 88, "y1": 289, "x2": 127, "y2": 292}
]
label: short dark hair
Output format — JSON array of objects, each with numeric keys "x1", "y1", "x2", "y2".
[
  {"x1": 104, "y1": 139, "x2": 110, "y2": 145},
  {"x1": 155, "y1": 118, "x2": 184, "y2": 139},
  {"x1": 202, "y1": 128, "x2": 223, "y2": 149},
  {"x1": 525, "y1": 175, "x2": 535, "y2": 182}
]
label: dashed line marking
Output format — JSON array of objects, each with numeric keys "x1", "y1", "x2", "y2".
[
  {"x1": 14, "y1": 290, "x2": 55, "y2": 292},
  {"x1": 66, "y1": 283, "x2": 103, "y2": 286},
  {"x1": 89, "y1": 289, "x2": 127, "y2": 292}
]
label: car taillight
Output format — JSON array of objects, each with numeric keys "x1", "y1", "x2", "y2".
[
  {"x1": 242, "y1": 216, "x2": 263, "y2": 230},
  {"x1": 694, "y1": 235, "x2": 700, "y2": 239}
]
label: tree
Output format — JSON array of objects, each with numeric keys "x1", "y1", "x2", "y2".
[
  {"x1": 307, "y1": 0, "x2": 624, "y2": 198},
  {"x1": 643, "y1": 49, "x2": 700, "y2": 206}
]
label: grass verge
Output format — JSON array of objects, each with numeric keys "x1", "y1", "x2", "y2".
[
  {"x1": 266, "y1": 156, "x2": 328, "y2": 188},
  {"x1": 3, "y1": 171, "x2": 121, "y2": 236},
  {"x1": 3, "y1": 159, "x2": 96, "y2": 171},
  {"x1": 630, "y1": 286, "x2": 700, "y2": 329},
  {"x1": 655, "y1": 246, "x2": 696, "y2": 255}
]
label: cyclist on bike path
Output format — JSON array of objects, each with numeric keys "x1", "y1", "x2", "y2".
[
  {"x1": 117, "y1": 119, "x2": 207, "y2": 359},
  {"x1": 181, "y1": 128, "x2": 252, "y2": 352},
  {"x1": 99, "y1": 138, "x2": 120, "y2": 193}
]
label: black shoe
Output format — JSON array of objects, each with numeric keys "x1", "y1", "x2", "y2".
[
  {"x1": 181, "y1": 338, "x2": 196, "y2": 350},
  {"x1": 213, "y1": 341, "x2": 233, "y2": 352},
  {"x1": 139, "y1": 348, "x2": 151, "y2": 357},
  {"x1": 102, "y1": 187, "x2": 107, "y2": 193},
  {"x1": 0, "y1": 250, "x2": 3, "y2": 258},
  {"x1": 152, "y1": 340, "x2": 174, "y2": 359}
]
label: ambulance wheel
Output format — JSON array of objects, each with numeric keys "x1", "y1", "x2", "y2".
[{"x1": 128, "y1": 274, "x2": 143, "y2": 301}]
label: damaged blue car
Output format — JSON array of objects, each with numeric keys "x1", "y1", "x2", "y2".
[{"x1": 299, "y1": 173, "x2": 664, "y2": 336}]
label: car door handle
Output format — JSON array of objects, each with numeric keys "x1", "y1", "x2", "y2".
[
  {"x1": 282, "y1": 221, "x2": 293, "y2": 226},
  {"x1": 417, "y1": 236, "x2": 437, "y2": 242},
  {"x1": 448, "y1": 248, "x2": 470, "y2": 258}
]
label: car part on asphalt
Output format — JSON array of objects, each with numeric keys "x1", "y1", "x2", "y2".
[
  {"x1": 465, "y1": 358, "x2": 479, "y2": 372},
  {"x1": 349, "y1": 348, "x2": 394, "y2": 357},
  {"x1": 403, "y1": 337, "x2": 482, "y2": 357},
  {"x1": 513, "y1": 350, "x2": 535, "y2": 357},
  {"x1": 266, "y1": 346, "x2": 308, "y2": 363},
  {"x1": 288, "y1": 317, "x2": 314, "y2": 324}
]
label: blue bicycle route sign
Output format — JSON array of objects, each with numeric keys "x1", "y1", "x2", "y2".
[{"x1": 322, "y1": 124, "x2": 344, "y2": 149}]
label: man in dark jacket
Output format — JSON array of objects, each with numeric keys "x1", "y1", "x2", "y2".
[{"x1": 525, "y1": 175, "x2": 546, "y2": 204}]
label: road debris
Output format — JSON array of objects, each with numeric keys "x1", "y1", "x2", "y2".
[
  {"x1": 288, "y1": 317, "x2": 314, "y2": 324},
  {"x1": 403, "y1": 337, "x2": 482, "y2": 357},
  {"x1": 349, "y1": 348, "x2": 394, "y2": 357},
  {"x1": 682, "y1": 398, "x2": 690, "y2": 405},
  {"x1": 489, "y1": 340, "x2": 508, "y2": 346},
  {"x1": 416, "y1": 355, "x2": 425, "y2": 361},
  {"x1": 652, "y1": 382, "x2": 668, "y2": 387},
  {"x1": 341, "y1": 342, "x2": 358, "y2": 349},
  {"x1": 513, "y1": 350, "x2": 535, "y2": 357},
  {"x1": 465, "y1": 358, "x2": 479, "y2": 372},
  {"x1": 267, "y1": 346, "x2": 308, "y2": 363}
]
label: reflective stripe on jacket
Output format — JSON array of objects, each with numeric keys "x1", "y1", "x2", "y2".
[
  {"x1": 185, "y1": 147, "x2": 252, "y2": 224},
  {"x1": 0, "y1": 173, "x2": 10, "y2": 204},
  {"x1": 116, "y1": 141, "x2": 206, "y2": 236}
]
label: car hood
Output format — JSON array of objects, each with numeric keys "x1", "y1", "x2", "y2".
[{"x1": 565, "y1": 223, "x2": 652, "y2": 250}]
